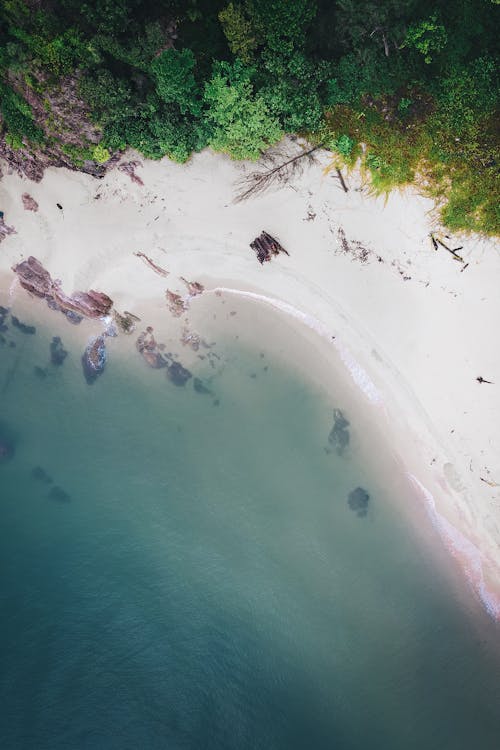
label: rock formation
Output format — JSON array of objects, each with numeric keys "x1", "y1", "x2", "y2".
[
  {"x1": 328, "y1": 409, "x2": 350, "y2": 456},
  {"x1": 347, "y1": 487, "x2": 370, "y2": 517},
  {"x1": 13, "y1": 256, "x2": 113, "y2": 319},
  {"x1": 167, "y1": 360, "x2": 192, "y2": 386},
  {"x1": 82, "y1": 335, "x2": 106, "y2": 384},
  {"x1": 50, "y1": 336, "x2": 68, "y2": 366}
]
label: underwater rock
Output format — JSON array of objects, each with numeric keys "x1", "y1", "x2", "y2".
[
  {"x1": 33, "y1": 366, "x2": 48, "y2": 379},
  {"x1": 48, "y1": 485, "x2": 71, "y2": 503},
  {"x1": 347, "y1": 487, "x2": 370, "y2": 518},
  {"x1": 193, "y1": 377, "x2": 211, "y2": 395},
  {"x1": 11, "y1": 315, "x2": 36, "y2": 334},
  {"x1": 82, "y1": 335, "x2": 106, "y2": 384},
  {"x1": 328, "y1": 408, "x2": 350, "y2": 456},
  {"x1": 167, "y1": 361, "x2": 192, "y2": 386},
  {"x1": 31, "y1": 466, "x2": 53, "y2": 483},
  {"x1": 50, "y1": 336, "x2": 68, "y2": 366},
  {"x1": 0, "y1": 305, "x2": 8, "y2": 332},
  {"x1": 0, "y1": 438, "x2": 14, "y2": 462}
]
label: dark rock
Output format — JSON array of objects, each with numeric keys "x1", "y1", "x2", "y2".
[
  {"x1": 64, "y1": 310, "x2": 83, "y2": 325},
  {"x1": 328, "y1": 408, "x2": 350, "y2": 456},
  {"x1": 50, "y1": 336, "x2": 68, "y2": 366},
  {"x1": 82, "y1": 335, "x2": 106, "y2": 384},
  {"x1": 32, "y1": 466, "x2": 53, "y2": 483},
  {"x1": 11, "y1": 315, "x2": 36, "y2": 334},
  {"x1": 167, "y1": 361, "x2": 192, "y2": 386},
  {"x1": 347, "y1": 487, "x2": 370, "y2": 518},
  {"x1": 48, "y1": 485, "x2": 70, "y2": 503}
]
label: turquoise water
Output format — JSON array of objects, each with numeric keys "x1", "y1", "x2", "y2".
[{"x1": 0, "y1": 296, "x2": 499, "y2": 750}]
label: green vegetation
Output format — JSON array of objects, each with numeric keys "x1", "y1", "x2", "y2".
[{"x1": 0, "y1": 0, "x2": 498, "y2": 233}]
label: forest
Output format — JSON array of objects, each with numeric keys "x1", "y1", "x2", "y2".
[{"x1": 0, "y1": 0, "x2": 498, "y2": 233}]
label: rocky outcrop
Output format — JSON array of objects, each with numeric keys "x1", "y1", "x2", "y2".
[
  {"x1": 328, "y1": 409, "x2": 350, "y2": 456},
  {"x1": 82, "y1": 335, "x2": 106, "y2": 384},
  {"x1": 167, "y1": 360, "x2": 192, "y2": 386},
  {"x1": 13, "y1": 256, "x2": 113, "y2": 319},
  {"x1": 136, "y1": 327, "x2": 168, "y2": 368},
  {"x1": 50, "y1": 336, "x2": 68, "y2": 366}
]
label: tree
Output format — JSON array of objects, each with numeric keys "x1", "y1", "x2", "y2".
[
  {"x1": 203, "y1": 61, "x2": 283, "y2": 159},
  {"x1": 219, "y1": 2, "x2": 258, "y2": 63},
  {"x1": 150, "y1": 48, "x2": 201, "y2": 116},
  {"x1": 402, "y1": 14, "x2": 447, "y2": 63}
]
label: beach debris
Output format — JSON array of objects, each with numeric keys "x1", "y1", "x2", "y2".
[
  {"x1": 31, "y1": 466, "x2": 53, "y2": 483},
  {"x1": 304, "y1": 205, "x2": 316, "y2": 221},
  {"x1": 13, "y1": 256, "x2": 113, "y2": 319},
  {"x1": 50, "y1": 336, "x2": 68, "y2": 366},
  {"x1": 166, "y1": 290, "x2": 189, "y2": 317},
  {"x1": 48, "y1": 485, "x2": 71, "y2": 503},
  {"x1": 167, "y1": 360, "x2": 192, "y2": 386},
  {"x1": 476, "y1": 376, "x2": 494, "y2": 384},
  {"x1": 334, "y1": 168, "x2": 349, "y2": 193},
  {"x1": 347, "y1": 486, "x2": 370, "y2": 517},
  {"x1": 136, "y1": 327, "x2": 168, "y2": 368},
  {"x1": 429, "y1": 233, "x2": 464, "y2": 262},
  {"x1": 0, "y1": 215, "x2": 16, "y2": 243},
  {"x1": 480, "y1": 476, "x2": 499, "y2": 487},
  {"x1": 250, "y1": 231, "x2": 290, "y2": 264},
  {"x1": 336, "y1": 227, "x2": 371, "y2": 263},
  {"x1": 118, "y1": 160, "x2": 144, "y2": 186},
  {"x1": 328, "y1": 408, "x2": 350, "y2": 456},
  {"x1": 56, "y1": 203, "x2": 63, "y2": 210},
  {"x1": 82, "y1": 335, "x2": 106, "y2": 384},
  {"x1": 180, "y1": 277, "x2": 204, "y2": 296},
  {"x1": 22, "y1": 193, "x2": 39, "y2": 212},
  {"x1": 134, "y1": 251, "x2": 169, "y2": 277},
  {"x1": 11, "y1": 315, "x2": 36, "y2": 334}
]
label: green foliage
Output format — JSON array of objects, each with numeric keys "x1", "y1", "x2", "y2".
[
  {"x1": 151, "y1": 49, "x2": 201, "y2": 116},
  {"x1": 0, "y1": 0, "x2": 498, "y2": 233},
  {"x1": 403, "y1": 15, "x2": 448, "y2": 63},
  {"x1": 203, "y1": 61, "x2": 283, "y2": 159},
  {"x1": 219, "y1": 3, "x2": 258, "y2": 63}
]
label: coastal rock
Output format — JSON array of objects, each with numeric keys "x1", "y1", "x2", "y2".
[
  {"x1": 180, "y1": 277, "x2": 204, "y2": 296},
  {"x1": 136, "y1": 327, "x2": 168, "y2": 368},
  {"x1": 22, "y1": 193, "x2": 39, "y2": 212},
  {"x1": 328, "y1": 408, "x2": 350, "y2": 456},
  {"x1": 13, "y1": 256, "x2": 113, "y2": 319},
  {"x1": 82, "y1": 335, "x2": 106, "y2": 384},
  {"x1": 50, "y1": 336, "x2": 68, "y2": 366},
  {"x1": 166, "y1": 290, "x2": 189, "y2": 318},
  {"x1": 347, "y1": 487, "x2": 370, "y2": 517},
  {"x1": 0, "y1": 216, "x2": 16, "y2": 243},
  {"x1": 193, "y1": 377, "x2": 212, "y2": 395},
  {"x1": 0, "y1": 305, "x2": 9, "y2": 332},
  {"x1": 113, "y1": 310, "x2": 137, "y2": 334},
  {"x1": 167, "y1": 361, "x2": 192, "y2": 386}
]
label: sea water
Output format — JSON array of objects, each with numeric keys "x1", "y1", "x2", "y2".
[{"x1": 0, "y1": 291, "x2": 499, "y2": 750}]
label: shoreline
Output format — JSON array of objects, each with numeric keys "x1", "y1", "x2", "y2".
[{"x1": 1, "y1": 145, "x2": 499, "y2": 620}]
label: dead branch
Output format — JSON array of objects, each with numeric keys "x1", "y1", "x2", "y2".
[
  {"x1": 335, "y1": 168, "x2": 349, "y2": 193},
  {"x1": 234, "y1": 143, "x2": 323, "y2": 203}
]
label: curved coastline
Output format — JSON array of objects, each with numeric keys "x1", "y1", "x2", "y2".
[{"x1": 1, "y1": 146, "x2": 499, "y2": 620}]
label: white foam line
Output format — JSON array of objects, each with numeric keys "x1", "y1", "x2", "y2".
[
  {"x1": 409, "y1": 474, "x2": 500, "y2": 621},
  {"x1": 212, "y1": 287, "x2": 383, "y2": 405}
]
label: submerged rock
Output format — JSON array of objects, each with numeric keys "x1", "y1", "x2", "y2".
[
  {"x1": 34, "y1": 366, "x2": 48, "y2": 379},
  {"x1": 82, "y1": 335, "x2": 106, "y2": 384},
  {"x1": 50, "y1": 336, "x2": 68, "y2": 366},
  {"x1": 32, "y1": 466, "x2": 53, "y2": 483},
  {"x1": 0, "y1": 438, "x2": 14, "y2": 462},
  {"x1": 347, "y1": 487, "x2": 370, "y2": 518},
  {"x1": 328, "y1": 408, "x2": 350, "y2": 456},
  {"x1": 11, "y1": 315, "x2": 36, "y2": 334},
  {"x1": 193, "y1": 377, "x2": 211, "y2": 395},
  {"x1": 48, "y1": 485, "x2": 71, "y2": 503},
  {"x1": 167, "y1": 361, "x2": 192, "y2": 386},
  {"x1": 136, "y1": 327, "x2": 168, "y2": 368}
]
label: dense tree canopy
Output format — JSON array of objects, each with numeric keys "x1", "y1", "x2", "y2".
[{"x1": 0, "y1": 0, "x2": 498, "y2": 232}]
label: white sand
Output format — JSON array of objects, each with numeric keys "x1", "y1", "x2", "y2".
[{"x1": 1, "y1": 143, "x2": 499, "y2": 618}]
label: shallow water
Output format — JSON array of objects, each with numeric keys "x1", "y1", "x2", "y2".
[{"x1": 0, "y1": 295, "x2": 499, "y2": 750}]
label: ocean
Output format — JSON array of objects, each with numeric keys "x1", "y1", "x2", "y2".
[{"x1": 0, "y1": 288, "x2": 499, "y2": 750}]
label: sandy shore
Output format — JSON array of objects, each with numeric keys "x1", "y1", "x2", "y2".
[{"x1": 1, "y1": 143, "x2": 499, "y2": 618}]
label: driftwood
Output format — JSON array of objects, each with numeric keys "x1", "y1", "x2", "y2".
[
  {"x1": 134, "y1": 251, "x2": 169, "y2": 277},
  {"x1": 250, "y1": 231, "x2": 289, "y2": 264},
  {"x1": 335, "y1": 168, "x2": 349, "y2": 193},
  {"x1": 234, "y1": 143, "x2": 322, "y2": 203},
  {"x1": 430, "y1": 233, "x2": 464, "y2": 262}
]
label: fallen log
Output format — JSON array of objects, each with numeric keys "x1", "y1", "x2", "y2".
[{"x1": 250, "y1": 231, "x2": 289, "y2": 264}]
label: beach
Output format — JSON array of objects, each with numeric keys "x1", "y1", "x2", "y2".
[{"x1": 1, "y1": 142, "x2": 499, "y2": 617}]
